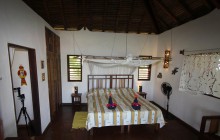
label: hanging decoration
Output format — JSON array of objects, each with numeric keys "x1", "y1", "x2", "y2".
[
  {"x1": 17, "y1": 65, "x2": 27, "y2": 86},
  {"x1": 157, "y1": 73, "x2": 162, "y2": 78},
  {"x1": 172, "y1": 67, "x2": 179, "y2": 75}
]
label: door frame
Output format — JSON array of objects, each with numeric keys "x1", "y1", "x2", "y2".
[{"x1": 8, "y1": 43, "x2": 42, "y2": 135}]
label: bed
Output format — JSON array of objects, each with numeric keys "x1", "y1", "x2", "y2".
[{"x1": 86, "y1": 75, "x2": 165, "y2": 133}]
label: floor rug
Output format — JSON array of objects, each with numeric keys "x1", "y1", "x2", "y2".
[{"x1": 72, "y1": 112, "x2": 88, "y2": 129}]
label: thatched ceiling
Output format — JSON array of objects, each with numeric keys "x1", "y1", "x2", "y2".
[{"x1": 23, "y1": 0, "x2": 220, "y2": 34}]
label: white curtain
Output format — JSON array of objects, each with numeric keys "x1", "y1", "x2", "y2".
[{"x1": 179, "y1": 53, "x2": 220, "y2": 98}]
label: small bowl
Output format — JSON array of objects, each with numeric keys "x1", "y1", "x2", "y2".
[
  {"x1": 106, "y1": 103, "x2": 117, "y2": 110},
  {"x1": 132, "y1": 105, "x2": 141, "y2": 110}
]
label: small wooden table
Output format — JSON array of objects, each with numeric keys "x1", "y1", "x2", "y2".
[
  {"x1": 137, "y1": 92, "x2": 147, "y2": 99},
  {"x1": 71, "y1": 93, "x2": 82, "y2": 110}
]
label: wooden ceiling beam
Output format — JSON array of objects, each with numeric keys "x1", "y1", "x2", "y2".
[
  {"x1": 178, "y1": 0, "x2": 196, "y2": 19},
  {"x1": 102, "y1": 0, "x2": 108, "y2": 32},
  {"x1": 210, "y1": 0, "x2": 220, "y2": 9},
  {"x1": 82, "y1": 0, "x2": 87, "y2": 30},
  {"x1": 43, "y1": 0, "x2": 53, "y2": 26},
  {"x1": 143, "y1": 0, "x2": 159, "y2": 34},
  {"x1": 87, "y1": 0, "x2": 93, "y2": 30},
  {"x1": 114, "y1": 0, "x2": 121, "y2": 32},
  {"x1": 59, "y1": 0, "x2": 67, "y2": 29},
  {"x1": 137, "y1": 12, "x2": 145, "y2": 34},
  {"x1": 76, "y1": 0, "x2": 82, "y2": 30},
  {"x1": 126, "y1": 0, "x2": 135, "y2": 33},
  {"x1": 156, "y1": 15, "x2": 171, "y2": 31},
  {"x1": 203, "y1": 0, "x2": 214, "y2": 10},
  {"x1": 154, "y1": 0, "x2": 179, "y2": 25}
]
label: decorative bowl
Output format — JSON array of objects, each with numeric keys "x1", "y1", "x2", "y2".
[
  {"x1": 106, "y1": 103, "x2": 117, "y2": 110},
  {"x1": 132, "y1": 105, "x2": 141, "y2": 110},
  {"x1": 131, "y1": 102, "x2": 141, "y2": 110}
]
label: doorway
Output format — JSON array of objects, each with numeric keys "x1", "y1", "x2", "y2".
[{"x1": 8, "y1": 44, "x2": 41, "y2": 136}]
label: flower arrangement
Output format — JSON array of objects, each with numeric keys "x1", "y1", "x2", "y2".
[
  {"x1": 132, "y1": 93, "x2": 141, "y2": 110},
  {"x1": 106, "y1": 93, "x2": 117, "y2": 109}
]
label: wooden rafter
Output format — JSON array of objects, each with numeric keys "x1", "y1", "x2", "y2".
[
  {"x1": 210, "y1": 0, "x2": 220, "y2": 9},
  {"x1": 156, "y1": 15, "x2": 171, "y2": 31},
  {"x1": 83, "y1": 0, "x2": 87, "y2": 30},
  {"x1": 114, "y1": 0, "x2": 121, "y2": 32},
  {"x1": 137, "y1": 12, "x2": 145, "y2": 34},
  {"x1": 154, "y1": 0, "x2": 179, "y2": 25},
  {"x1": 76, "y1": 0, "x2": 82, "y2": 30},
  {"x1": 126, "y1": 0, "x2": 135, "y2": 33},
  {"x1": 178, "y1": 0, "x2": 196, "y2": 19},
  {"x1": 203, "y1": 0, "x2": 214, "y2": 10},
  {"x1": 87, "y1": 0, "x2": 93, "y2": 30},
  {"x1": 59, "y1": 0, "x2": 67, "y2": 29},
  {"x1": 144, "y1": 0, "x2": 159, "y2": 34},
  {"x1": 43, "y1": 0, "x2": 53, "y2": 26},
  {"x1": 102, "y1": 0, "x2": 108, "y2": 32}
]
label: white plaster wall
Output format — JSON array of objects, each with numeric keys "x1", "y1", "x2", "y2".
[
  {"x1": 59, "y1": 30, "x2": 158, "y2": 103},
  {"x1": 0, "y1": 0, "x2": 56, "y2": 138},
  {"x1": 11, "y1": 49, "x2": 34, "y2": 125},
  {"x1": 154, "y1": 9, "x2": 220, "y2": 131}
]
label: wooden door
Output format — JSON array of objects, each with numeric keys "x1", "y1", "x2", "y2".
[{"x1": 45, "y1": 28, "x2": 62, "y2": 120}]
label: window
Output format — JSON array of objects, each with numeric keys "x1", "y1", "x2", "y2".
[
  {"x1": 138, "y1": 65, "x2": 151, "y2": 81},
  {"x1": 67, "y1": 55, "x2": 82, "y2": 82}
]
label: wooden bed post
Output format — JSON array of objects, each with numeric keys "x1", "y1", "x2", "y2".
[
  {"x1": 89, "y1": 128, "x2": 93, "y2": 135},
  {"x1": 110, "y1": 75, "x2": 113, "y2": 88},
  {"x1": 132, "y1": 75, "x2": 134, "y2": 89},
  {"x1": 154, "y1": 123, "x2": 160, "y2": 132},
  {"x1": 121, "y1": 126, "x2": 124, "y2": 133},
  {"x1": 87, "y1": 75, "x2": 89, "y2": 92}
]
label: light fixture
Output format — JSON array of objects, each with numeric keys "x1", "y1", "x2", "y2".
[
  {"x1": 164, "y1": 50, "x2": 170, "y2": 68},
  {"x1": 74, "y1": 86, "x2": 78, "y2": 94},
  {"x1": 139, "y1": 85, "x2": 142, "y2": 92}
]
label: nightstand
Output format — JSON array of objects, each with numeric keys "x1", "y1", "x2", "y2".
[
  {"x1": 137, "y1": 92, "x2": 147, "y2": 99},
  {"x1": 71, "y1": 93, "x2": 82, "y2": 110}
]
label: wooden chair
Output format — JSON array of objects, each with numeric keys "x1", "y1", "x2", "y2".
[{"x1": 200, "y1": 116, "x2": 220, "y2": 140}]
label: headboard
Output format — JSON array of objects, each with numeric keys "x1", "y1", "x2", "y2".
[{"x1": 87, "y1": 75, "x2": 133, "y2": 91}]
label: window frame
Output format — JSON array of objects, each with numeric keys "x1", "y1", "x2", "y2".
[
  {"x1": 67, "y1": 55, "x2": 82, "y2": 82},
  {"x1": 138, "y1": 64, "x2": 152, "y2": 81}
]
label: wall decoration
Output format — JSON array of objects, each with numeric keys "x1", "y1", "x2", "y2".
[
  {"x1": 42, "y1": 73, "x2": 45, "y2": 81},
  {"x1": 179, "y1": 53, "x2": 220, "y2": 98},
  {"x1": 172, "y1": 67, "x2": 179, "y2": 75},
  {"x1": 41, "y1": 60, "x2": 44, "y2": 69},
  {"x1": 17, "y1": 65, "x2": 27, "y2": 86},
  {"x1": 157, "y1": 73, "x2": 162, "y2": 78}
]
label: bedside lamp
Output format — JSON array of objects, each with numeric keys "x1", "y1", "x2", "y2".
[
  {"x1": 74, "y1": 86, "x2": 78, "y2": 94},
  {"x1": 139, "y1": 86, "x2": 142, "y2": 92}
]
